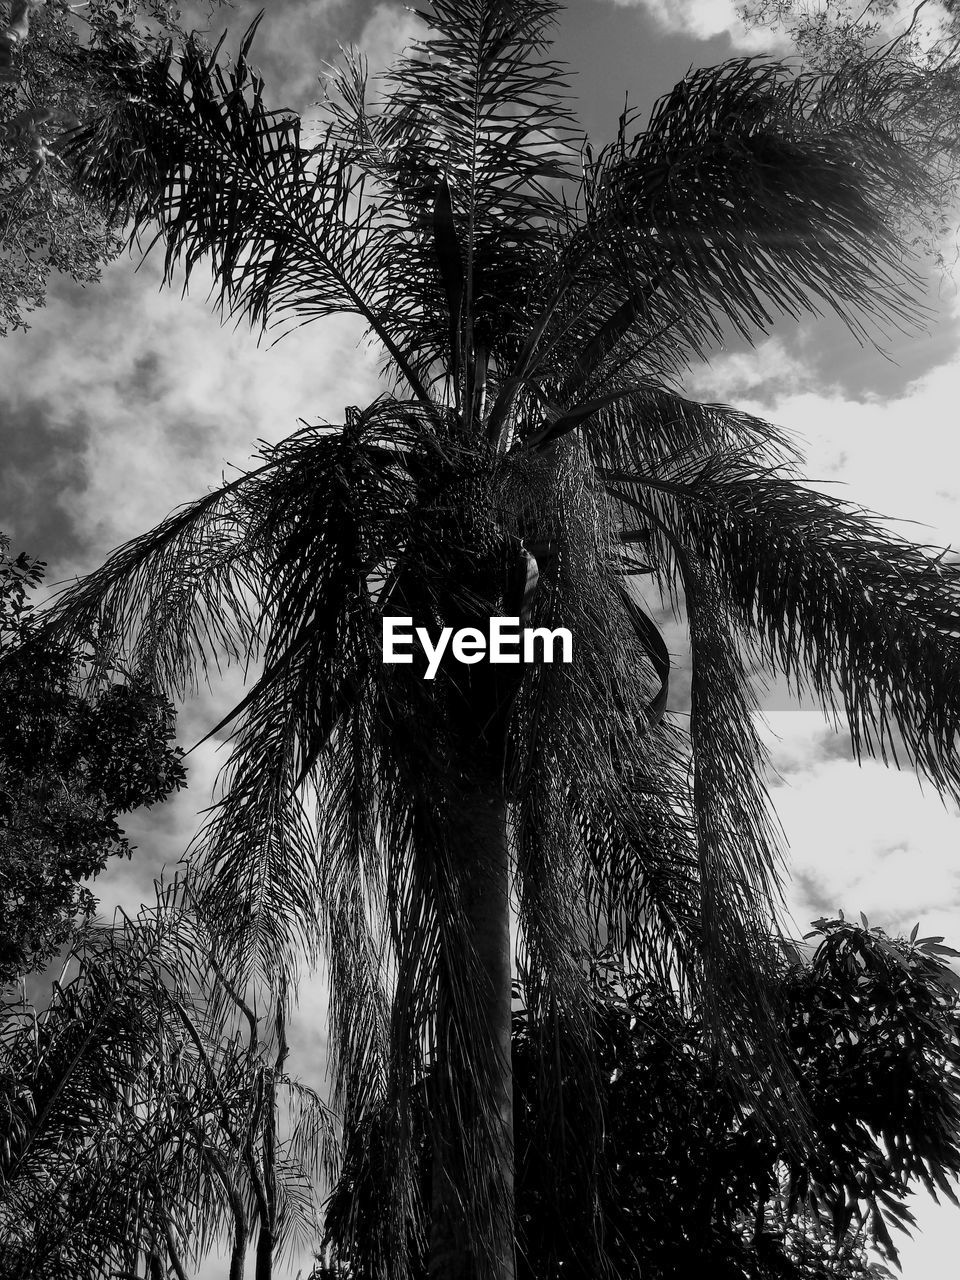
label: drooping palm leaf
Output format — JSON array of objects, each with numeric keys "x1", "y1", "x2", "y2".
[
  {"x1": 530, "y1": 377, "x2": 803, "y2": 467},
  {"x1": 607, "y1": 454, "x2": 960, "y2": 802},
  {"x1": 45, "y1": 463, "x2": 268, "y2": 697},
  {"x1": 569, "y1": 59, "x2": 926, "y2": 359},
  {"x1": 68, "y1": 21, "x2": 432, "y2": 402},
  {"x1": 0, "y1": 882, "x2": 336, "y2": 1280},
  {"x1": 490, "y1": 56, "x2": 928, "y2": 440}
]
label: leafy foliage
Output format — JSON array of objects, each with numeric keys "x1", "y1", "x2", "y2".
[
  {"x1": 0, "y1": 0, "x2": 225, "y2": 334},
  {"x1": 320, "y1": 918, "x2": 960, "y2": 1280},
  {"x1": 513, "y1": 918, "x2": 960, "y2": 1279},
  {"x1": 0, "y1": 535, "x2": 185, "y2": 983},
  {"x1": 741, "y1": 0, "x2": 960, "y2": 258}
]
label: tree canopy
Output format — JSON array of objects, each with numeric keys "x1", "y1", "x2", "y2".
[
  {"x1": 0, "y1": 0, "x2": 224, "y2": 334},
  {"x1": 509, "y1": 919, "x2": 960, "y2": 1279},
  {"x1": 0, "y1": 535, "x2": 185, "y2": 983},
  {"x1": 320, "y1": 917, "x2": 960, "y2": 1280}
]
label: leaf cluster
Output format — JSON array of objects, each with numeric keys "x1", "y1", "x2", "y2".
[
  {"x1": 0, "y1": 535, "x2": 186, "y2": 984},
  {"x1": 0, "y1": 0, "x2": 227, "y2": 333},
  {"x1": 322, "y1": 918, "x2": 960, "y2": 1280}
]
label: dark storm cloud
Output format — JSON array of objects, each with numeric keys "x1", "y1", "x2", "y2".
[
  {"x1": 0, "y1": 396, "x2": 93, "y2": 567},
  {"x1": 766, "y1": 305, "x2": 960, "y2": 407},
  {"x1": 551, "y1": 1, "x2": 736, "y2": 144}
]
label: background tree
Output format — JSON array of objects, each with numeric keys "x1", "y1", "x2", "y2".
[
  {"x1": 32, "y1": 3, "x2": 960, "y2": 1276},
  {"x1": 509, "y1": 918, "x2": 960, "y2": 1279},
  {"x1": 321, "y1": 918, "x2": 960, "y2": 1280},
  {"x1": 0, "y1": 0, "x2": 225, "y2": 334},
  {"x1": 0, "y1": 880, "x2": 335, "y2": 1280},
  {"x1": 0, "y1": 534, "x2": 185, "y2": 984}
]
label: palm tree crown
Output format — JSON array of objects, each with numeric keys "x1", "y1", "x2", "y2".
[{"x1": 33, "y1": 1, "x2": 960, "y2": 1275}]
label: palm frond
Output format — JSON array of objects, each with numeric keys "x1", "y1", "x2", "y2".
[
  {"x1": 509, "y1": 452, "x2": 694, "y2": 984},
  {"x1": 191, "y1": 411, "x2": 421, "y2": 992},
  {"x1": 323, "y1": 1, "x2": 578, "y2": 414},
  {"x1": 67, "y1": 22, "x2": 431, "y2": 401},
  {"x1": 0, "y1": 880, "x2": 336, "y2": 1279},
  {"x1": 669, "y1": 545, "x2": 803, "y2": 1123},
  {"x1": 0, "y1": 892, "x2": 233, "y2": 1278},
  {"x1": 532, "y1": 378, "x2": 802, "y2": 473},
  {"x1": 501, "y1": 57, "x2": 928, "y2": 415},
  {"x1": 302, "y1": 690, "x2": 390, "y2": 1163},
  {"x1": 607, "y1": 454, "x2": 960, "y2": 802},
  {"x1": 192, "y1": 703, "x2": 325, "y2": 995},
  {"x1": 41, "y1": 462, "x2": 269, "y2": 698},
  {"x1": 586, "y1": 59, "x2": 924, "y2": 337},
  {"x1": 276, "y1": 1075, "x2": 338, "y2": 1201},
  {"x1": 385, "y1": 0, "x2": 576, "y2": 268}
]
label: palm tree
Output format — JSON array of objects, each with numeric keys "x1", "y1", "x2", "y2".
[
  {"x1": 0, "y1": 881, "x2": 334, "y2": 1280},
  {"x1": 37, "y1": 1, "x2": 960, "y2": 1275}
]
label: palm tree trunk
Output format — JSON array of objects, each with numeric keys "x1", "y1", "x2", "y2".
[
  {"x1": 254, "y1": 1227, "x2": 274, "y2": 1280},
  {"x1": 429, "y1": 787, "x2": 515, "y2": 1280},
  {"x1": 205, "y1": 1148, "x2": 247, "y2": 1280}
]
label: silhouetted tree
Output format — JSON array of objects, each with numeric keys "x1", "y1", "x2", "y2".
[
  {"x1": 0, "y1": 535, "x2": 185, "y2": 983},
  {"x1": 0, "y1": 881, "x2": 335, "y2": 1279},
  {"x1": 34, "y1": 3, "x2": 960, "y2": 1274},
  {"x1": 321, "y1": 918, "x2": 960, "y2": 1279}
]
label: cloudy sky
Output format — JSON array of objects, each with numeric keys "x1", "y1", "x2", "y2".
[{"x1": 5, "y1": 0, "x2": 960, "y2": 1274}]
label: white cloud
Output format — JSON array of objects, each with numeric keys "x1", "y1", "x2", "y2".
[
  {"x1": 898, "y1": 1190, "x2": 960, "y2": 1280},
  {"x1": 182, "y1": 0, "x2": 353, "y2": 106},
  {"x1": 760, "y1": 713, "x2": 960, "y2": 940},
  {"x1": 601, "y1": 0, "x2": 789, "y2": 53},
  {"x1": 0, "y1": 258, "x2": 380, "y2": 581},
  {"x1": 687, "y1": 314, "x2": 960, "y2": 548},
  {"x1": 695, "y1": 335, "x2": 824, "y2": 405},
  {"x1": 603, "y1": 0, "x2": 952, "y2": 60},
  {"x1": 355, "y1": 1, "x2": 428, "y2": 72}
]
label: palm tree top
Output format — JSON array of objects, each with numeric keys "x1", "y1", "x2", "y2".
[{"x1": 71, "y1": 4, "x2": 927, "y2": 424}]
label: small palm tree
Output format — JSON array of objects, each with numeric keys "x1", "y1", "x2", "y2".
[
  {"x1": 38, "y1": 1, "x2": 960, "y2": 1275},
  {"x1": 0, "y1": 882, "x2": 334, "y2": 1280}
]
